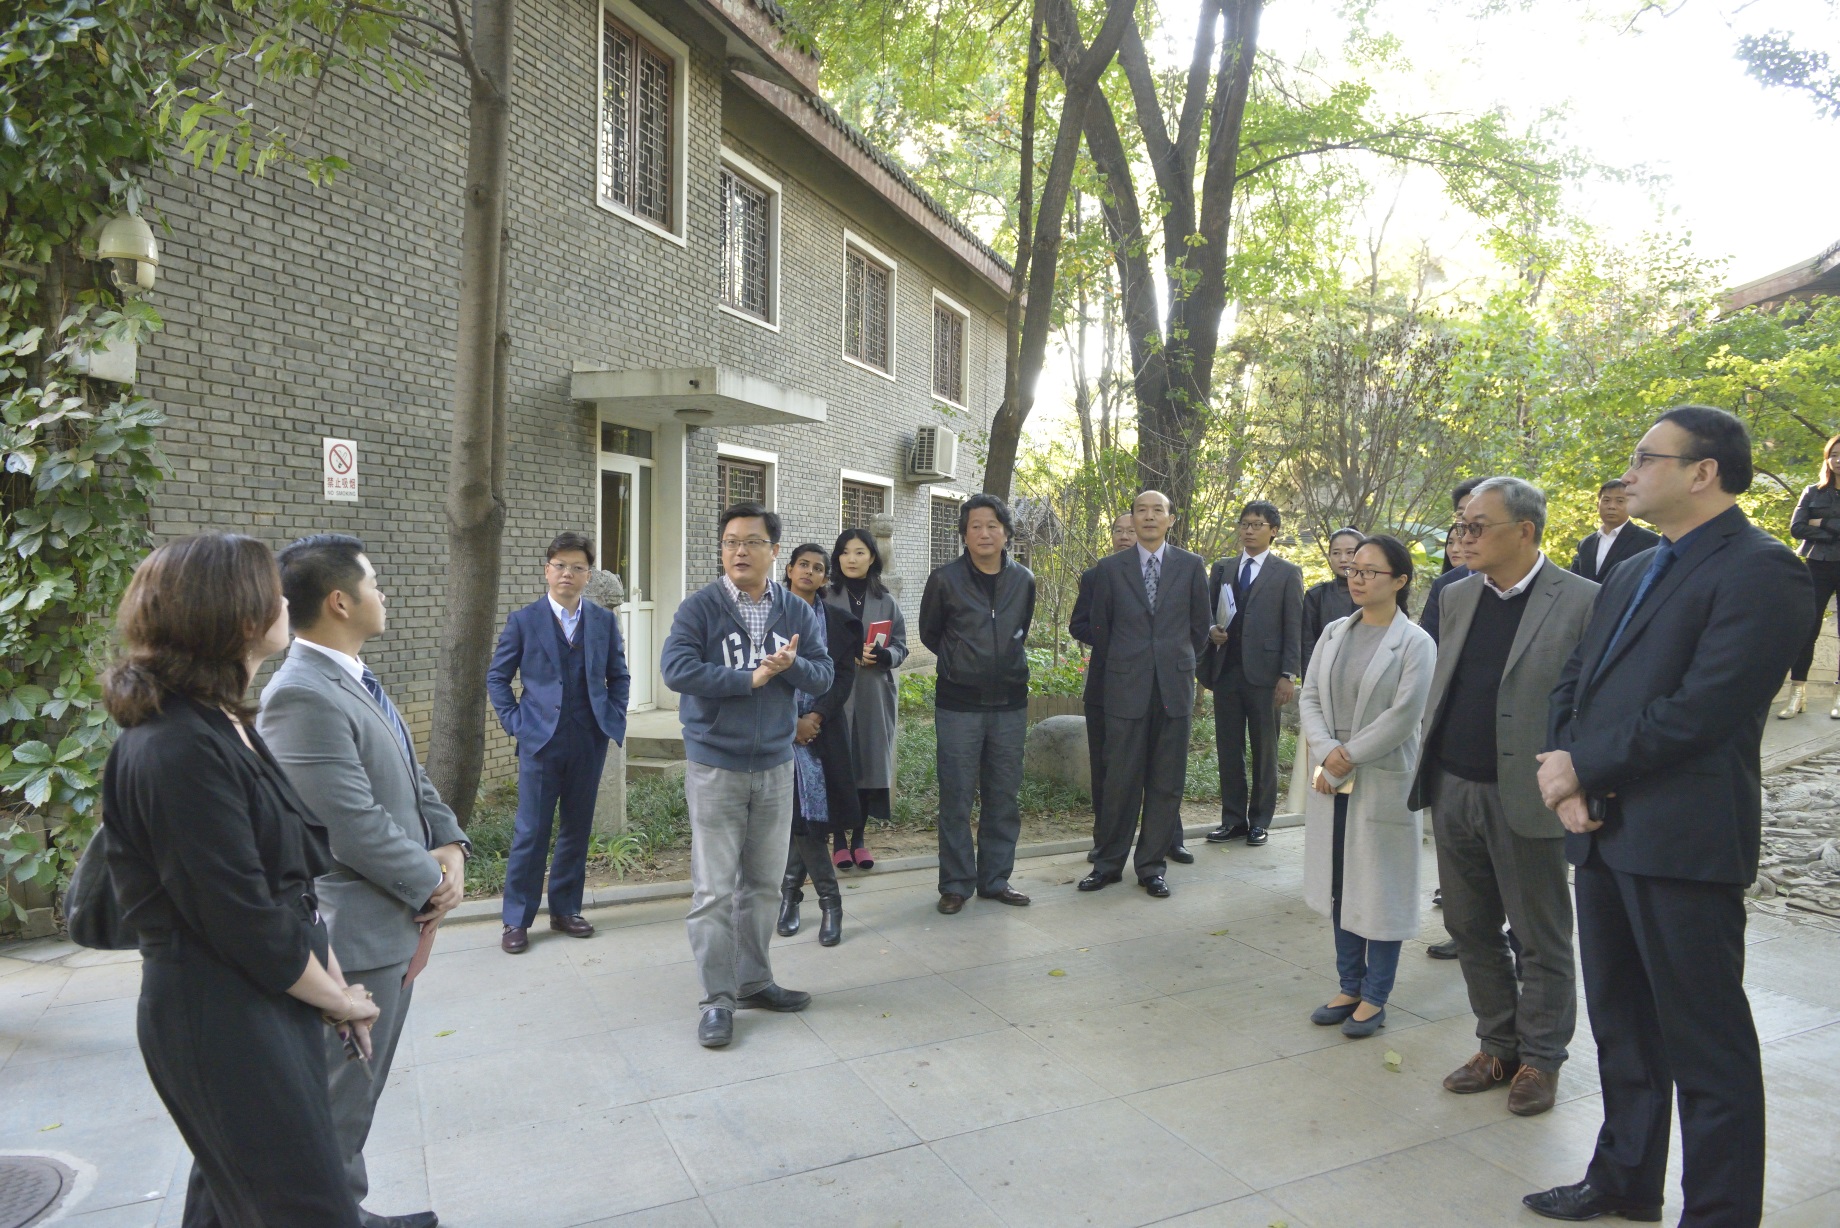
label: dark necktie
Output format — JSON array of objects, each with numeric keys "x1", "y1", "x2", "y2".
[
  {"x1": 1143, "y1": 554, "x2": 1160, "y2": 611},
  {"x1": 1595, "y1": 540, "x2": 1677, "y2": 678},
  {"x1": 1236, "y1": 557, "x2": 1255, "y2": 603},
  {"x1": 360, "y1": 665, "x2": 418, "y2": 769}
]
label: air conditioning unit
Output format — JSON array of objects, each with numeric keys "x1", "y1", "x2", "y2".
[{"x1": 909, "y1": 425, "x2": 958, "y2": 480}]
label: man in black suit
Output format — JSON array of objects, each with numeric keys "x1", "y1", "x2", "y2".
[
  {"x1": 1570, "y1": 478, "x2": 1661, "y2": 584},
  {"x1": 1080, "y1": 491, "x2": 1212, "y2": 897},
  {"x1": 1202, "y1": 500, "x2": 1303, "y2": 847},
  {"x1": 1527, "y1": 407, "x2": 1815, "y2": 1226}
]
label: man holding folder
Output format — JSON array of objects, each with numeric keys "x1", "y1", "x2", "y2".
[{"x1": 260, "y1": 535, "x2": 467, "y2": 1228}]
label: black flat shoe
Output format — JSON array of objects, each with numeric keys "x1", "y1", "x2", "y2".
[
  {"x1": 1205, "y1": 822, "x2": 1250, "y2": 843},
  {"x1": 736, "y1": 983, "x2": 811, "y2": 1012},
  {"x1": 697, "y1": 1006, "x2": 733, "y2": 1048},
  {"x1": 1340, "y1": 1005, "x2": 1386, "y2": 1037},
  {"x1": 1245, "y1": 826, "x2": 1269, "y2": 846},
  {"x1": 1427, "y1": 938, "x2": 1460, "y2": 959},
  {"x1": 1522, "y1": 1181, "x2": 1663, "y2": 1222},
  {"x1": 1310, "y1": 1000, "x2": 1359, "y2": 1026},
  {"x1": 1168, "y1": 846, "x2": 1195, "y2": 864},
  {"x1": 1140, "y1": 875, "x2": 1171, "y2": 898},
  {"x1": 1078, "y1": 871, "x2": 1122, "y2": 892}
]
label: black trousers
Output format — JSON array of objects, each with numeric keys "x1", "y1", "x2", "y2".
[
  {"x1": 1789, "y1": 558, "x2": 1840, "y2": 681},
  {"x1": 1085, "y1": 701, "x2": 1108, "y2": 847},
  {"x1": 783, "y1": 829, "x2": 841, "y2": 907},
  {"x1": 138, "y1": 936, "x2": 361, "y2": 1228},
  {"x1": 1213, "y1": 663, "x2": 1279, "y2": 826},
  {"x1": 834, "y1": 789, "x2": 888, "y2": 852},
  {"x1": 1576, "y1": 852, "x2": 1764, "y2": 1226},
  {"x1": 1094, "y1": 682, "x2": 1189, "y2": 882}
]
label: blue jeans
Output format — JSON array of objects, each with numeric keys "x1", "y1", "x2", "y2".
[{"x1": 1332, "y1": 792, "x2": 1402, "y2": 1006}]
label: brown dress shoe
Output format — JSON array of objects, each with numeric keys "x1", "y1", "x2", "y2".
[
  {"x1": 1442, "y1": 1052, "x2": 1519, "y2": 1093},
  {"x1": 501, "y1": 925, "x2": 529, "y2": 954},
  {"x1": 549, "y1": 913, "x2": 594, "y2": 938},
  {"x1": 977, "y1": 888, "x2": 1031, "y2": 906},
  {"x1": 1507, "y1": 1064, "x2": 1559, "y2": 1116},
  {"x1": 937, "y1": 893, "x2": 966, "y2": 915}
]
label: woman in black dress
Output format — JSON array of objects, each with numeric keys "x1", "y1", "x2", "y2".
[
  {"x1": 777, "y1": 543, "x2": 862, "y2": 946},
  {"x1": 100, "y1": 533, "x2": 379, "y2": 1228}
]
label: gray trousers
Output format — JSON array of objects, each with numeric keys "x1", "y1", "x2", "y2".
[
  {"x1": 323, "y1": 956, "x2": 413, "y2": 1208},
  {"x1": 1431, "y1": 771, "x2": 1576, "y2": 1072},
  {"x1": 686, "y1": 759, "x2": 794, "y2": 1011},
  {"x1": 935, "y1": 707, "x2": 1027, "y2": 897}
]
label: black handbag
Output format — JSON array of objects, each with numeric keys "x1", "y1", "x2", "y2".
[{"x1": 64, "y1": 825, "x2": 139, "y2": 950}]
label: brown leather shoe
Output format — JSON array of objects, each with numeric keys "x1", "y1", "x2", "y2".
[
  {"x1": 1507, "y1": 1064, "x2": 1559, "y2": 1116},
  {"x1": 936, "y1": 893, "x2": 966, "y2": 915},
  {"x1": 1442, "y1": 1051, "x2": 1519, "y2": 1094},
  {"x1": 500, "y1": 925, "x2": 529, "y2": 954},
  {"x1": 977, "y1": 888, "x2": 1031, "y2": 906},
  {"x1": 549, "y1": 913, "x2": 594, "y2": 938}
]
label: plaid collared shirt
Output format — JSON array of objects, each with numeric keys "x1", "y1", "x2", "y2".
[{"x1": 721, "y1": 574, "x2": 776, "y2": 656}]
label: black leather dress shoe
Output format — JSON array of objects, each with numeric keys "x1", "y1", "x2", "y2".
[
  {"x1": 736, "y1": 983, "x2": 812, "y2": 1012},
  {"x1": 549, "y1": 913, "x2": 594, "y2": 938},
  {"x1": 978, "y1": 887, "x2": 1032, "y2": 906},
  {"x1": 937, "y1": 893, "x2": 966, "y2": 915},
  {"x1": 1245, "y1": 826, "x2": 1269, "y2": 846},
  {"x1": 1205, "y1": 822, "x2": 1250, "y2": 843},
  {"x1": 1427, "y1": 938, "x2": 1460, "y2": 959},
  {"x1": 1140, "y1": 875, "x2": 1171, "y2": 898},
  {"x1": 361, "y1": 1211, "x2": 439, "y2": 1228},
  {"x1": 1168, "y1": 846, "x2": 1195, "y2": 864},
  {"x1": 1078, "y1": 871, "x2": 1122, "y2": 892},
  {"x1": 1522, "y1": 1181, "x2": 1662, "y2": 1222},
  {"x1": 697, "y1": 1006, "x2": 733, "y2": 1048}
]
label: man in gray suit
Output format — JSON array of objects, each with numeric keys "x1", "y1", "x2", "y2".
[
  {"x1": 1408, "y1": 478, "x2": 1597, "y2": 1119},
  {"x1": 1079, "y1": 491, "x2": 1212, "y2": 897},
  {"x1": 259, "y1": 535, "x2": 468, "y2": 1228},
  {"x1": 1203, "y1": 501, "x2": 1304, "y2": 846}
]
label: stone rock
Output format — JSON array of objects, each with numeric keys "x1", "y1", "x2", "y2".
[{"x1": 1025, "y1": 714, "x2": 1091, "y2": 797}]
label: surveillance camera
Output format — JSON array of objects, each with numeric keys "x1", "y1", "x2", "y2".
[{"x1": 107, "y1": 257, "x2": 156, "y2": 295}]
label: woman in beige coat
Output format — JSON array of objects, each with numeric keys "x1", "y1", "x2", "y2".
[{"x1": 1297, "y1": 534, "x2": 1435, "y2": 1038}]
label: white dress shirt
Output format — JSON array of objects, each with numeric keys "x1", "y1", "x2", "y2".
[
  {"x1": 1136, "y1": 541, "x2": 1168, "y2": 575},
  {"x1": 1236, "y1": 548, "x2": 1269, "y2": 589},
  {"x1": 1482, "y1": 553, "x2": 1545, "y2": 600},
  {"x1": 293, "y1": 635, "x2": 366, "y2": 684},
  {"x1": 548, "y1": 594, "x2": 583, "y2": 644},
  {"x1": 1595, "y1": 522, "x2": 1626, "y2": 573}
]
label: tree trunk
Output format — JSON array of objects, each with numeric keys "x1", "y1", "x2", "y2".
[
  {"x1": 991, "y1": 3, "x2": 1043, "y2": 504},
  {"x1": 426, "y1": 0, "x2": 515, "y2": 826}
]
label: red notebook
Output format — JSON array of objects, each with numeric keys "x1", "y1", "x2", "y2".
[{"x1": 864, "y1": 619, "x2": 893, "y2": 650}]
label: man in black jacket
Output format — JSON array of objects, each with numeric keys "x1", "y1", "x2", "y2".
[
  {"x1": 1569, "y1": 478, "x2": 1661, "y2": 584},
  {"x1": 919, "y1": 493, "x2": 1037, "y2": 915},
  {"x1": 1527, "y1": 407, "x2": 1815, "y2": 1226}
]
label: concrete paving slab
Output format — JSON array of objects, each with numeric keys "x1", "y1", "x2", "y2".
[
  {"x1": 848, "y1": 1026, "x2": 1108, "y2": 1141},
  {"x1": 700, "y1": 1146, "x2": 1002, "y2": 1228}
]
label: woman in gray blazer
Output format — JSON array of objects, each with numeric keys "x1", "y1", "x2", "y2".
[
  {"x1": 1298, "y1": 534, "x2": 1436, "y2": 1038},
  {"x1": 823, "y1": 528, "x2": 908, "y2": 869}
]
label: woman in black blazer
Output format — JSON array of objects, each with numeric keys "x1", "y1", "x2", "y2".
[
  {"x1": 777, "y1": 543, "x2": 862, "y2": 946},
  {"x1": 1785, "y1": 432, "x2": 1840, "y2": 718},
  {"x1": 100, "y1": 533, "x2": 378, "y2": 1228}
]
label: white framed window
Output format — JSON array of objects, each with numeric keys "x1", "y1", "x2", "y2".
[
  {"x1": 841, "y1": 230, "x2": 897, "y2": 380},
  {"x1": 839, "y1": 468, "x2": 895, "y2": 531},
  {"x1": 718, "y1": 149, "x2": 780, "y2": 329},
  {"x1": 931, "y1": 290, "x2": 969, "y2": 408},
  {"x1": 716, "y1": 442, "x2": 777, "y2": 510},
  {"x1": 597, "y1": 0, "x2": 688, "y2": 245},
  {"x1": 928, "y1": 490, "x2": 967, "y2": 570}
]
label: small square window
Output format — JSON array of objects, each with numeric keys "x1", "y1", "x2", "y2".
[
  {"x1": 841, "y1": 479, "x2": 887, "y2": 531},
  {"x1": 718, "y1": 457, "x2": 767, "y2": 508}
]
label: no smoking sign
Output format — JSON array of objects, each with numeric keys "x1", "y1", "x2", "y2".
[{"x1": 322, "y1": 437, "x2": 358, "y2": 502}]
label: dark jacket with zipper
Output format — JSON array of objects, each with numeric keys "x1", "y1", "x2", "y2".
[
  {"x1": 802, "y1": 599, "x2": 864, "y2": 830},
  {"x1": 1790, "y1": 483, "x2": 1840, "y2": 562},
  {"x1": 918, "y1": 552, "x2": 1036, "y2": 711}
]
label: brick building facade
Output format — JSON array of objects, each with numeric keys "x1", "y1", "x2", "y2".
[{"x1": 136, "y1": 0, "x2": 1010, "y2": 782}]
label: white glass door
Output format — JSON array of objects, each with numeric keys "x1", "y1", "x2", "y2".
[{"x1": 599, "y1": 453, "x2": 655, "y2": 711}]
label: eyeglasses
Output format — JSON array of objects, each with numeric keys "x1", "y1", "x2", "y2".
[
  {"x1": 720, "y1": 537, "x2": 774, "y2": 553},
  {"x1": 1628, "y1": 450, "x2": 1701, "y2": 470},
  {"x1": 546, "y1": 562, "x2": 591, "y2": 576},
  {"x1": 1448, "y1": 519, "x2": 1514, "y2": 540},
  {"x1": 1237, "y1": 520, "x2": 1273, "y2": 530},
  {"x1": 1348, "y1": 567, "x2": 1398, "y2": 582}
]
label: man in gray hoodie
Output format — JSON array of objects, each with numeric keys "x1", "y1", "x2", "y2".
[{"x1": 662, "y1": 501, "x2": 834, "y2": 1048}]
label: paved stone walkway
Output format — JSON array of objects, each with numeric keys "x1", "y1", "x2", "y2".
[{"x1": 2, "y1": 827, "x2": 1838, "y2": 1227}]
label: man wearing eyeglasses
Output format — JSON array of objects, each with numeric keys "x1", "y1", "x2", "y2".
[
  {"x1": 1524, "y1": 408, "x2": 1814, "y2": 1226},
  {"x1": 487, "y1": 531, "x2": 630, "y2": 955}
]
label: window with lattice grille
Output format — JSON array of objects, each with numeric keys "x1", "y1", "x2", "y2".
[
  {"x1": 720, "y1": 169, "x2": 772, "y2": 320},
  {"x1": 600, "y1": 14, "x2": 673, "y2": 227},
  {"x1": 930, "y1": 497, "x2": 962, "y2": 571},
  {"x1": 841, "y1": 479, "x2": 887, "y2": 531},
  {"x1": 933, "y1": 302, "x2": 965, "y2": 404},
  {"x1": 717, "y1": 458, "x2": 766, "y2": 509},
  {"x1": 844, "y1": 246, "x2": 891, "y2": 372}
]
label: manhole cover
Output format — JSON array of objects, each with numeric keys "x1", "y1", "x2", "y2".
[{"x1": 0, "y1": 1157, "x2": 66, "y2": 1228}]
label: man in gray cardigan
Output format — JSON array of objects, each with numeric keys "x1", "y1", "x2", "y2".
[
  {"x1": 259, "y1": 535, "x2": 467, "y2": 1228},
  {"x1": 661, "y1": 502, "x2": 833, "y2": 1049},
  {"x1": 1408, "y1": 479, "x2": 1597, "y2": 1119}
]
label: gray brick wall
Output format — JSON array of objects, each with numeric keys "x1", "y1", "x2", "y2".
[{"x1": 136, "y1": 0, "x2": 1005, "y2": 789}]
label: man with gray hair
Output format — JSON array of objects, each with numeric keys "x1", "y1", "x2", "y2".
[{"x1": 1408, "y1": 476, "x2": 1599, "y2": 1117}]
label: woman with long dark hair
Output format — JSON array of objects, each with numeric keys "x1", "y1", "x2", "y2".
[
  {"x1": 100, "y1": 534, "x2": 377, "y2": 1227},
  {"x1": 823, "y1": 527, "x2": 907, "y2": 869},
  {"x1": 775, "y1": 544, "x2": 862, "y2": 946},
  {"x1": 1783, "y1": 432, "x2": 1840, "y2": 719},
  {"x1": 1297, "y1": 533, "x2": 1435, "y2": 1039}
]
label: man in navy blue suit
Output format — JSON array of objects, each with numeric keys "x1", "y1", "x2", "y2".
[{"x1": 488, "y1": 531, "x2": 630, "y2": 954}]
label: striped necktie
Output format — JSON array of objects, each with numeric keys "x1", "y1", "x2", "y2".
[{"x1": 359, "y1": 665, "x2": 418, "y2": 768}]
